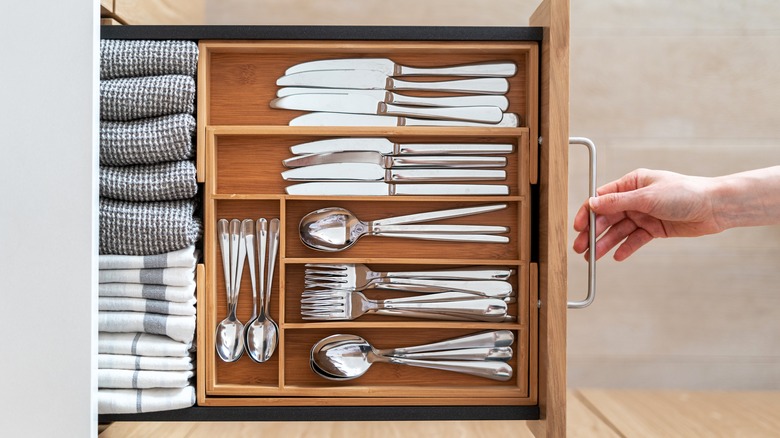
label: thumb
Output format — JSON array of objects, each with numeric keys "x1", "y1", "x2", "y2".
[{"x1": 589, "y1": 191, "x2": 646, "y2": 216}]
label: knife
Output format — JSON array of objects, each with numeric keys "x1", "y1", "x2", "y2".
[
  {"x1": 280, "y1": 163, "x2": 506, "y2": 182},
  {"x1": 270, "y1": 94, "x2": 503, "y2": 123},
  {"x1": 282, "y1": 151, "x2": 507, "y2": 169},
  {"x1": 289, "y1": 112, "x2": 520, "y2": 127},
  {"x1": 285, "y1": 182, "x2": 510, "y2": 196},
  {"x1": 277, "y1": 87, "x2": 510, "y2": 111},
  {"x1": 289, "y1": 138, "x2": 514, "y2": 156},
  {"x1": 276, "y1": 70, "x2": 509, "y2": 94},
  {"x1": 284, "y1": 58, "x2": 517, "y2": 78}
]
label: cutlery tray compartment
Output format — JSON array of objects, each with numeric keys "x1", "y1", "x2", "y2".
[{"x1": 198, "y1": 39, "x2": 539, "y2": 408}]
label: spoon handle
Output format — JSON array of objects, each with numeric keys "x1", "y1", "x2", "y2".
[
  {"x1": 242, "y1": 219, "x2": 257, "y2": 320},
  {"x1": 265, "y1": 218, "x2": 281, "y2": 316},
  {"x1": 382, "y1": 356, "x2": 513, "y2": 381},
  {"x1": 393, "y1": 347, "x2": 513, "y2": 362},
  {"x1": 256, "y1": 218, "x2": 268, "y2": 315},
  {"x1": 389, "y1": 330, "x2": 514, "y2": 355},
  {"x1": 217, "y1": 219, "x2": 232, "y2": 311},
  {"x1": 373, "y1": 203, "x2": 506, "y2": 226},
  {"x1": 376, "y1": 233, "x2": 509, "y2": 244}
]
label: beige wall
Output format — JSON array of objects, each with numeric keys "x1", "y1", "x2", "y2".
[{"x1": 198, "y1": 1, "x2": 780, "y2": 390}]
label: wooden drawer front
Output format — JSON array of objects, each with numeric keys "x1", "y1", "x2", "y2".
[{"x1": 197, "y1": 40, "x2": 538, "y2": 407}]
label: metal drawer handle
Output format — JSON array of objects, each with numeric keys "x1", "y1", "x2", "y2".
[{"x1": 568, "y1": 137, "x2": 597, "y2": 309}]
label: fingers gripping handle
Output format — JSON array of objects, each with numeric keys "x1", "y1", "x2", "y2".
[{"x1": 568, "y1": 137, "x2": 598, "y2": 309}]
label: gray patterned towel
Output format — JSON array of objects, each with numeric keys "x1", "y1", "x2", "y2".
[
  {"x1": 100, "y1": 75, "x2": 195, "y2": 121},
  {"x1": 98, "y1": 353, "x2": 193, "y2": 371},
  {"x1": 98, "y1": 311, "x2": 196, "y2": 344},
  {"x1": 98, "y1": 387, "x2": 195, "y2": 414},
  {"x1": 98, "y1": 283, "x2": 196, "y2": 303},
  {"x1": 99, "y1": 297, "x2": 196, "y2": 316},
  {"x1": 98, "y1": 332, "x2": 191, "y2": 357},
  {"x1": 99, "y1": 197, "x2": 202, "y2": 256},
  {"x1": 100, "y1": 160, "x2": 197, "y2": 202},
  {"x1": 99, "y1": 267, "x2": 195, "y2": 287},
  {"x1": 100, "y1": 114, "x2": 195, "y2": 166},
  {"x1": 99, "y1": 245, "x2": 197, "y2": 270},
  {"x1": 100, "y1": 40, "x2": 198, "y2": 80},
  {"x1": 98, "y1": 368, "x2": 193, "y2": 389}
]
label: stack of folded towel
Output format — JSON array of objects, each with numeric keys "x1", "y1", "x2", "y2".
[{"x1": 98, "y1": 39, "x2": 200, "y2": 414}]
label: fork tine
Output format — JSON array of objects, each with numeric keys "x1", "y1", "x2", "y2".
[{"x1": 304, "y1": 263, "x2": 348, "y2": 270}]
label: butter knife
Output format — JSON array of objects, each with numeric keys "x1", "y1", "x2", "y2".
[
  {"x1": 281, "y1": 163, "x2": 506, "y2": 182},
  {"x1": 284, "y1": 58, "x2": 517, "y2": 77},
  {"x1": 289, "y1": 112, "x2": 520, "y2": 127},
  {"x1": 285, "y1": 182, "x2": 510, "y2": 196},
  {"x1": 270, "y1": 94, "x2": 503, "y2": 123},
  {"x1": 276, "y1": 70, "x2": 509, "y2": 94},
  {"x1": 289, "y1": 138, "x2": 514, "y2": 156},
  {"x1": 282, "y1": 152, "x2": 506, "y2": 169},
  {"x1": 277, "y1": 87, "x2": 510, "y2": 111}
]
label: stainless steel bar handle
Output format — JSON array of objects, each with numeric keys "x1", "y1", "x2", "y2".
[{"x1": 568, "y1": 137, "x2": 598, "y2": 309}]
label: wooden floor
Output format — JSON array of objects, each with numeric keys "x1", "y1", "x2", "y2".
[{"x1": 99, "y1": 389, "x2": 780, "y2": 437}]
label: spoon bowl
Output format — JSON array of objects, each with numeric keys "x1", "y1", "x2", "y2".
[
  {"x1": 215, "y1": 317, "x2": 244, "y2": 362},
  {"x1": 299, "y1": 207, "x2": 366, "y2": 252}
]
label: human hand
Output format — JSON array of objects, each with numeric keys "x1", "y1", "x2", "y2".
[{"x1": 572, "y1": 168, "x2": 723, "y2": 261}]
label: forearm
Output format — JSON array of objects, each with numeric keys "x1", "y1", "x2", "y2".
[{"x1": 710, "y1": 165, "x2": 780, "y2": 229}]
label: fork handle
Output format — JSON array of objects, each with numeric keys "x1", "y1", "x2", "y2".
[
  {"x1": 378, "y1": 266, "x2": 515, "y2": 281},
  {"x1": 373, "y1": 298, "x2": 507, "y2": 320},
  {"x1": 377, "y1": 356, "x2": 513, "y2": 381},
  {"x1": 389, "y1": 330, "x2": 514, "y2": 355},
  {"x1": 372, "y1": 279, "x2": 513, "y2": 297}
]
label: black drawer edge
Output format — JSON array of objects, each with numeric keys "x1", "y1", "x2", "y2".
[
  {"x1": 100, "y1": 25, "x2": 543, "y2": 42},
  {"x1": 99, "y1": 404, "x2": 540, "y2": 422}
]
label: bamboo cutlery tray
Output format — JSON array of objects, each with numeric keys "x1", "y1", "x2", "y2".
[{"x1": 197, "y1": 40, "x2": 539, "y2": 407}]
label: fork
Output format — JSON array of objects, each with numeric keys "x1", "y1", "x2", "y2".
[{"x1": 300, "y1": 290, "x2": 509, "y2": 322}]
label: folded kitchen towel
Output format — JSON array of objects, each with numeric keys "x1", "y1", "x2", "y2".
[
  {"x1": 98, "y1": 368, "x2": 194, "y2": 389},
  {"x1": 99, "y1": 197, "x2": 202, "y2": 256},
  {"x1": 99, "y1": 296, "x2": 196, "y2": 316},
  {"x1": 100, "y1": 160, "x2": 197, "y2": 202},
  {"x1": 98, "y1": 386, "x2": 195, "y2": 414},
  {"x1": 98, "y1": 311, "x2": 196, "y2": 344},
  {"x1": 98, "y1": 353, "x2": 193, "y2": 371},
  {"x1": 99, "y1": 245, "x2": 198, "y2": 270},
  {"x1": 100, "y1": 74, "x2": 196, "y2": 121},
  {"x1": 99, "y1": 282, "x2": 196, "y2": 303},
  {"x1": 99, "y1": 267, "x2": 195, "y2": 287},
  {"x1": 100, "y1": 113, "x2": 195, "y2": 166},
  {"x1": 99, "y1": 332, "x2": 191, "y2": 357},
  {"x1": 100, "y1": 39, "x2": 198, "y2": 80}
]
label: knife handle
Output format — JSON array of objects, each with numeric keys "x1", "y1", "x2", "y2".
[
  {"x1": 390, "y1": 77, "x2": 509, "y2": 95},
  {"x1": 388, "y1": 155, "x2": 507, "y2": 168},
  {"x1": 401, "y1": 113, "x2": 520, "y2": 127},
  {"x1": 381, "y1": 102, "x2": 503, "y2": 124},
  {"x1": 397, "y1": 143, "x2": 514, "y2": 155},
  {"x1": 398, "y1": 61, "x2": 517, "y2": 78},
  {"x1": 388, "y1": 93, "x2": 509, "y2": 111},
  {"x1": 387, "y1": 168, "x2": 506, "y2": 182}
]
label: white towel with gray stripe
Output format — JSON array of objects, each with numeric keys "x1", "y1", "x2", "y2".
[
  {"x1": 99, "y1": 245, "x2": 197, "y2": 270},
  {"x1": 100, "y1": 160, "x2": 197, "y2": 202},
  {"x1": 99, "y1": 267, "x2": 195, "y2": 287},
  {"x1": 100, "y1": 74, "x2": 196, "y2": 121},
  {"x1": 98, "y1": 282, "x2": 195, "y2": 303},
  {"x1": 99, "y1": 368, "x2": 193, "y2": 389},
  {"x1": 98, "y1": 387, "x2": 195, "y2": 414},
  {"x1": 98, "y1": 353, "x2": 193, "y2": 371},
  {"x1": 100, "y1": 114, "x2": 196, "y2": 166},
  {"x1": 100, "y1": 40, "x2": 198, "y2": 80},
  {"x1": 99, "y1": 296, "x2": 196, "y2": 316},
  {"x1": 99, "y1": 311, "x2": 195, "y2": 344},
  {"x1": 99, "y1": 332, "x2": 191, "y2": 357}
]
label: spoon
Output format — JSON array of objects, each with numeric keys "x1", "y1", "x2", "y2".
[
  {"x1": 299, "y1": 204, "x2": 509, "y2": 252},
  {"x1": 214, "y1": 219, "x2": 246, "y2": 362},
  {"x1": 241, "y1": 219, "x2": 262, "y2": 361},
  {"x1": 259, "y1": 218, "x2": 280, "y2": 361},
  {"x1": 245, "y1": 218, "x2": 267, "y2": 362},
  {"x1": 310, "y1": 334, "x2": 513, "y2": 381}
]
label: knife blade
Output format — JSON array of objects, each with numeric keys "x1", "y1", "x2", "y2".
[
  {"x1": 285, "y1": 182, "x2": 510, "y2": 196},
  {"x1": 289, "y1": 112, "x2": 520, "y2": 127},
  {"x1": 277, "y1": 87, "x2": 510, "y2": 111},
  {"x1": 284, "y1": 58, "x2": 517, "y2": 78},
  {"x1": 289, "y1": 138, "x2": 514, "y2": 156},
  {"x1": 270, "y1": 94, "x2": 503, "y2": 123},
  {"x1": 276, "y1": 70, "x2": 509, "y2": 94},
  {"x1": 282, "y1": 151, "x2": 507, "y2": 168},
  {"x1": 281, "y1": 163, "x2": 506, "y2": 182}
]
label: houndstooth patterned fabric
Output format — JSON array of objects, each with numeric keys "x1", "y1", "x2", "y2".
[
  {"x1": 100, "y1": 161, "x2": 197, "y2": 202},
  {"x1": 100, "y1": 40, "x2": 198, "y2": 80},
  {"x1": 99, "y1": 198, "x2": 202, "y2": 256},
  {"x1": 100, "y1": 114, "x2": 195, "y2": 166},
  {"x1": 100, "y1": 75, "x2": 196, "y2": 121}
]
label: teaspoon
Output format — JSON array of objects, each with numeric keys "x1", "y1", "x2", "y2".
[
  {"x1": 245, "y1": 218, "x2": 268, "y2": 362},
  {"x1": 214, "y1": 219, "x2": 246, "y2": 362},
  {"x1": 259, "y1": 218, "x2": 280, "y2": 361}
]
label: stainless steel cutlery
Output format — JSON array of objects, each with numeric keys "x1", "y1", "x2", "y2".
[
  {"x1": 287, "y1": 138, "x2": 514, "y2": 156},
  {"x1": 285, "y1": 182, "x2": 510, "y2": 196},
  {"x1": 277, "y1": 70, "x2": 509, "y2": 94},
  {"x1": 282, "y1": 151, "x2": 507, "y2": 169},
  {"x1": 281, "y1": 163, "x2": 506, "y2": 183},
  {"x1": 284, "y1": 58, "x2": 517, "y2": 77},
  {"x1": 277, "y1": 87, "x2": 510, "y2": 110},
  {"x1": 288, "y1": 112, "x2": 520, "y2": 127}
]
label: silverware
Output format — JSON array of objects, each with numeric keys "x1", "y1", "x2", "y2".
[
  {"x1": 289, "y1": 112, "x2": 520, "y2": 127},
  {"x1": 270, "y1": 94, "x2": 503, "y2": 123},
  {"x1": 282, "y1": 152, "x2": 507, "y2": 169},
  {"x1": 260, "y1": 218, "x2": 281, "y2": 362},
  {"x1": 214, "y1": 219, "x2": 246, "y2": 363},
  {"x1": 281, "y1": 163, "x2": 506, "y2": 183},
  {"x1": 244, "y1": 219, "x2": 268, "y2": 363},
  {"x1": 284, "y1": 58, "x2": 517, "y2": 77},
  {"x1": 241, "y1": 219, "x2": 262, "y2": 361},
  {"x1": 288, "y1": 138, "x2": 514, "y2": 156},
  {"x1": 304, "y1": 263, "x2": 515, "y2": 282},
  {"x1": 304, "y1": 277, "x2": 513, "y2": 298},
  {"x1": 276, "y1": 70, "x2": 510, "y2": 94},
  {"x1": 300, "y1": 290, "x2": 508, "y2": 322},
  {"x1": 285, "y1": 182, "x2": 510, "y2": 196},
  {"x1": 277, "y1": 87, "x2": 510, "y2": 110},
  {"x1": 298, "y1": 204, "x2": 509, "y2": 252},
  {"x1": 310, "y1": 334, "x2": 514, "y2": 381}
]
